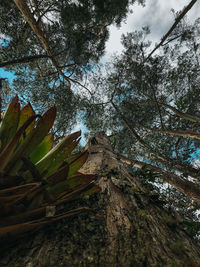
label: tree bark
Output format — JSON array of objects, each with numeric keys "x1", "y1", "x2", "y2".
[
  {"x1": 138, "y1": 122, "x2": 200, "y2": 140},
  {"x1": 118, "y1": 154, "x2": 200, "y2": 205},
  {"x1": 1, "y1": 132, "x2": 200, "y2": 266},
  {"x1": 0, "y1": 55, "x2": 50, "y2": 68},
  {"x1": 145, "y1": 94, "x2": 200, "y2": 124}
]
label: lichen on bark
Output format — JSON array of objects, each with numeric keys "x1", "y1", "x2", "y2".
[{"x1": 1, "y1": 132, "x2": 200, "y2": 266}]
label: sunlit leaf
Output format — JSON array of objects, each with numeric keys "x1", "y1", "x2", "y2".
[
  {"x1": 0, "y1": 115, "x2": 39, "y2": 172},
  {"x1": 36, "y1": 131, "x2": 81, "y2": 177},
  {"x1": 6, "y1": 107, "x2": 56, "y2": 175},
  {"x1": 30, "y1": 133, "x2": 54, "y2": 164},
  {"x1": 17, "y1": 103, "x2": 35, "y2": 139}
]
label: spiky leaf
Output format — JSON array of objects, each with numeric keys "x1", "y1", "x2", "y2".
[{"x1": 0, "y1": 96, "x2": 20, "y2": 151}]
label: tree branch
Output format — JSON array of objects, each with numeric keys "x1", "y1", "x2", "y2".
[
  {"x1": 137, "y1": 122, "x2": 200, "y2": 140},
  {"x1": 13, "y1": 0, "x2": 71, "y2": 88},
  {"x1": 143, "y1": 0, "x2": 197, "y2": 63},
  {"x1": 0, "y1": 54, "x2": 50, "y2": 68},
  {"x1": 145, "y1": 94, "x2": 200, "y2": 124},
  {"x1": 118, "y1": 154, "x2": 200, "y2": 204},
  {"x1": 111, "y1": 101, "x2": 147, "y2": 148}
]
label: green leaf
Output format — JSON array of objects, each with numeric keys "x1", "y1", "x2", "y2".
[
  {"x1": 36, "y1": 131, "x2": 81, "y2": 177},
  {"x1": 68, "y1": 151, "x2": 89, "y2": 177},
  {"x1": 17, "y1": 103, "x2": 35, "y2": 139},
  {"x1": 47, "y1": 173, "x2": 94, "y2": 197},
  {"x1": 0, "y1": 115, "x2": 39, "y2": 172},
  {"x1": 65, "y1": 152, "x2": 84, "y2": 164},
  {"x1": 30, "y1": 133, "x2": 54, "y2": 164},
  {"x1": 6, "y1": 107, "x2": 56, "y2": 175},
  {"x1": 0, "y1": 96, "x2": 20, "y2": 151}
]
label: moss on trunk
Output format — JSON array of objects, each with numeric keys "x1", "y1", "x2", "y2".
[{"x1": 1, "y1": 132, "x2": 200, "y2": 266}]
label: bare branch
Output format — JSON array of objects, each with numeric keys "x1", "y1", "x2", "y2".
[
  {"x1": 67, "y1": 77, "x2": 94, "y2": 96},
  {"x1": 145, "y1": 94, "x2": 200, "y2": 124},
  {"x1": 137, "y1": 122, "x2": 200, "y2": 140},
  {"x1": 150, "y1": 84, "x2": 165, "y2": 129},
  {"x1": 111, "y1": 101, "x2": 148, "y2": 148},
  {"x1": 143, "y1": 0, "x2": 197, "y2": 63},
  {"x1": 118, "y1": 154, "x2": 200, "y2": 204},
  {"x1": 0, "y1": 54, "x2": 50, "y2": 68}
]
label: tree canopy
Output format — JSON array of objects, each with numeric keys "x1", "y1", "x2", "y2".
[{"x1": 1, "y1": 0, "x2": 200, "y2": 240}]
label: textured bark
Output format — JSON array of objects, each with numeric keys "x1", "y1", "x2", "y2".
[
  {"x1": 1, "y1": 132, "x2": 200, "y2": 266},
  {"x1": 118, "y1": 155, "x2": 200, "y2": 205},
  {"x1": 138, "y1": 123, "x2": 200, "y2": 140}
]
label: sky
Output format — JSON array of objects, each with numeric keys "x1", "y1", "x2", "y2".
[
  {"x1": 1, "y1": 0, "x2": 200, "y2": 79},
  {"x1": 0, "y1": 0, "x2": 200, "y2": 143},
  {"x1": 104, "y1": 0, "x2": 200, "y2": 58}
]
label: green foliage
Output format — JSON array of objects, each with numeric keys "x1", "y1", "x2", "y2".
[
  {"x1": 183, "y1": 221, "x2": 200, "y2": 239},
  {"x1": 0, "y1": 96, "x2": 100, "y2": 244},
  {"x1": 136, "y1": 166, "x2": 157, "y2": 183},
  {"x1": 0, "y1": 0, "x2": 146, "y2": 136},
  {"x1": 81, "y1": 18, "x2": 200, "y2": 235}
]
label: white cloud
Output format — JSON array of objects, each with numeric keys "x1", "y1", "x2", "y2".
[{"x1": 104, "y1": 0, "x2": 200, "y2": 58}]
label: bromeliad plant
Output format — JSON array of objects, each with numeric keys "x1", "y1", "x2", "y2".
[{"x1": 0, "y1": 96, "x2": 100, "y2": 244}]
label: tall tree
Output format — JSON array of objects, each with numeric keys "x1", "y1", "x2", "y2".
[
  {"x1": 0, "y1": 0, "x2": 144, "y2": 133},
  {"x1": 81, "y1": 19, "x2": 200, "y2": 225},
  {"x1": 1, "y1": 132, "x2": 200, "y2": 266}
]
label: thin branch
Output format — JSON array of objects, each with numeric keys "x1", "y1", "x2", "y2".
[
  {"x1": 118, "y1": 154, "x2": 200, "y2": 204},
  {"x1": 92, "y1": 100, "x2": 111, "y2": 106},
  {"x1": 143, "y1": 0, "x2": 197, "y2": 63},
  {"x1": 162, "y1": 33, "x2": 183, "y2": 46},
  {"x1": 13, "y1": 0, "x2": 71, "y2": 88},
  {"x1": 137, "y1": 122, "x2": 200, "y2": 140},
  {"x1": 111, "y1": 101, "x2": 148, "y2": 148},
  {"x1": 150, "y1": 84, "x2": 164, "y2": 129},
  {"x1": 67, "y1": 77, "x2": 94, "y2": 96},
  {"x1": 0, "y1": 54, "x2": 50, "y2": 68},
  {"x1": 144, "y1": 94, "x2": 200, "y2": 124},
  {"x1": 36, "y1": 3, "x2": 56, "y2": 24}
]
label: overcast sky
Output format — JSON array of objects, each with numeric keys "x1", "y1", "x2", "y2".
[
  {"x1": 1, "y1": 0, "x2": 200, "y2": 80},
  {"x1": 105, "y1": 0, "x2": 200, "y2": 58}
]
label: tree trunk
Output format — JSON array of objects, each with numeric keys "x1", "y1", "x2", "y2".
[
  {"x1": 118, "y1": 155, "x2": 200, "y2": 204},
  {"x1": 1, "y1": 132, "x2": 200, "y2": 266}
]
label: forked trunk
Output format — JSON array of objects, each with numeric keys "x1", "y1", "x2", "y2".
[{"x1": 1, "y1": 132, "x2": 200, "y2": 266}]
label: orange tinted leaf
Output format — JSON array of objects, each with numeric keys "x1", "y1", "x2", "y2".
[
  {"x1": 18, "y1": 103, "x2": 35, "y2": 137},
  {"x1": 45, "y1": 163, "x2": 69, "y2": 185}
]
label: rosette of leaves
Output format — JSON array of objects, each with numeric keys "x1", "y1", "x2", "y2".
[{"x1": 0, "y1": 96, "x2": 100, "y2": 244}]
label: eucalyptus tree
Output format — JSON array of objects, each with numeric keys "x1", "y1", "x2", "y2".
[
  {"x1": 0, "y1": 0, "x2": 145, "y2": 134},
  {"x1": 82, "y1": 19, "x2": 200, "y2": 226}
]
